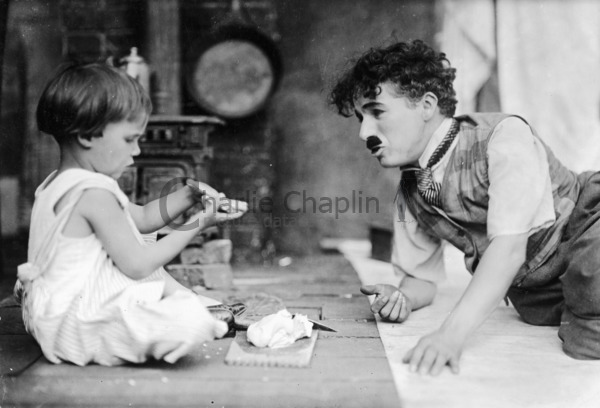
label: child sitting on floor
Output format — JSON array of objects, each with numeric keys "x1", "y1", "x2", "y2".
[{"x1": 14, "y1": 62, "x2": 246, "y2": 366}]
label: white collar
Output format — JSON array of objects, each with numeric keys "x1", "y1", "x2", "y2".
[{"x1": 418, "y1": 117, "x2": 454, "y2": 168}]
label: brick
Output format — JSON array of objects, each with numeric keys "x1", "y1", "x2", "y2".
[
  {"x1": 165, "y1": 263, "x2": 234, "y2": 289},
  {"x1": 186, "y1": 265, "x2": 205, "y2": 287},
  {"x1": 201, "y1": 264, "x2": 234, "y2": 289},
  {"x1": 164, "y1": 264, "x2": 193, "y2": 288}
]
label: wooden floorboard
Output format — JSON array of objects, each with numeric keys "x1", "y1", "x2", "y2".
[
  {"x1": 3, "y1": 376, "x2": 397, "y2": 408},
  {"x1": 0, "y1": 255, "x2": 401, "y2": 407}
]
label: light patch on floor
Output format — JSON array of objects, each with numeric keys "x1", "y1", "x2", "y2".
[{"x1": 339, "y1": 240, "x2": 600, "y2": 408}]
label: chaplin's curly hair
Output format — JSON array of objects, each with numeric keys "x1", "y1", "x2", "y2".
[{"x1": 329, "y1": 40, "x2": 457, "y2": 117}]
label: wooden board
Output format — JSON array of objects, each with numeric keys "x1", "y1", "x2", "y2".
[
  {"x1": 0, "y1": 255, "x2": 401, "y2": 407},
  {"x1": 225, "y1": 330, "x2": 318, "y2": 368}
]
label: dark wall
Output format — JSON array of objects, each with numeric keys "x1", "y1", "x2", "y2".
[
  {"x1": 270, "y1": 0, "x2": 437, "y2": 254},
  {"x1": 2, "y1": 0, "x2": 62, "y2": 226},
  {"x1": 0, "y1": 0, "x2": 439, "y2": 261}
]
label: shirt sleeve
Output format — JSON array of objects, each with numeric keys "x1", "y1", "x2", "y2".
[
  {"x1": 392, "y1": 202, "x2": 446, "y2": 284},
  {"x1": 487, "y1": 117, "x2": 556, "y2": 239}
]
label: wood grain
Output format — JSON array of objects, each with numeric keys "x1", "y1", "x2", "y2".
[{"x1": 0, "y1": 255, "x2": 400, "y2": 407}]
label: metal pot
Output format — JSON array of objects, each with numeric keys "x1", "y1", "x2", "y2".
[{"x1": 184, "y1": 18, "x2": 282, "y2": 119}]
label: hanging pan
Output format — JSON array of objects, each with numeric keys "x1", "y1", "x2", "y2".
[{"x1": 184, "y1": 0, "x2": 282, "y2": 119}]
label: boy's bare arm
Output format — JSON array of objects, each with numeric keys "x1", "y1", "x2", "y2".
[
  {"x1": 403, "y1": 232, "x2": 528, "y2": 375},
  {"x1": 128, "y1": 182, "x2": 209, "y2": 233},
  {"x1": 79, "y1": 188, "x2": 243, "y2": 280}
]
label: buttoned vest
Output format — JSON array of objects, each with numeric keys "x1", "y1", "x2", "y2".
[{"x1": 398, "y1": 113, "x2": 580, "y2": 287}]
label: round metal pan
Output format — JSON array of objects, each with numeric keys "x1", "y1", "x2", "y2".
[{"x1": 184, "y1": 23, "x2": 283, "y2": 119}]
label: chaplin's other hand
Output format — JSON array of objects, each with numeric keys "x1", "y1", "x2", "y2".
[
  {"x1": 402, "y1": 329, "x2": 462, "y2": 376},
  {"x1": 360, "y1": 284, "x2": 411, "y2": 323}
]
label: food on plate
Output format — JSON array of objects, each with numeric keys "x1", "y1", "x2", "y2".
[{"x1": 246, "y1": 310, "x2": 313, "y2": 348}]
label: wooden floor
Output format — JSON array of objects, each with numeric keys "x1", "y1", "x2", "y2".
[
  {"x1": 340, "y1": 240, "x2": 600, "y2": 408},
  {"x1": 0, "y1": 255, "x2": 400, "y2": 407},
  {"x1": 3, "y1": 244, "x2": 600, "y2": 407}
]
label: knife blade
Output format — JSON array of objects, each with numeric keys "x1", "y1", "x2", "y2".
[
  {"x1": 232, "y1": 315, "x2": 338, "y2": 333},
  {"x1": 298, "y1": 316, "x2": 337, "y2": 332}
]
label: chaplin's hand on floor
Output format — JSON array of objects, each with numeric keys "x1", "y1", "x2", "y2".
[
  {"x1": 402, "y1": 330, "x2": 462, "y2": 376},
  {"x1": 360, "y1": 284, "x2": 411, "y2": 323}
]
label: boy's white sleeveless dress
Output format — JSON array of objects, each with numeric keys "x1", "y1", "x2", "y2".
[{"x1": 18, "y1": 169, "x2": 217, "y2": 366}]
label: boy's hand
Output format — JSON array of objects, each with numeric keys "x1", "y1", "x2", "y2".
[
  {"x1": 403, "y1": 329, "x2": 462, "y2": 376},
  {"x1": 360, "y1": 284, "x2": 411, "y2": 322},
  {"x1": 193, "y1": 196, "x2": 247, "y2": 227},
  {"x1": 186, "y1": 178, "x2": 220, "y2": 203},
  {"x1": 186, "y1": 178, "x2": 249, "y2": 214}
]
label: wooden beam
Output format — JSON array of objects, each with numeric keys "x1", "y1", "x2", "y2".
[{"x1": 145, "y1": 0, "x2": 181, "y2": 115}]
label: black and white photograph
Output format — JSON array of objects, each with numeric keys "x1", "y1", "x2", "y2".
[{"x1": 1, "y1": 0, "x2": 599, "y2": 407}]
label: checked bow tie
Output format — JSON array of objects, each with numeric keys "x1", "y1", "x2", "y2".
[{"x1": 415, "y1": 119, "x2": 459, "y2": 207}]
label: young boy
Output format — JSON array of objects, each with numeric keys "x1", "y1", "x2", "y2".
[
  {"x1": 329, "y1": 40, "x2": 600, "y2": 376},
  {"x1": 15, "y1": 63, "x2": 246, "y2": 366}
]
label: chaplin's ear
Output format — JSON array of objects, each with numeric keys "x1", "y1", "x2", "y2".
[
  {"x1": 421, "y1": 92, "x2": 439, "y2": 120},
  {"x1": 76, "y1": 134, "x2": 94, "y2": 149}
]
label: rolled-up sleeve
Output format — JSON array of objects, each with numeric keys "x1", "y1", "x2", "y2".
[{"x1": 392, "y1": 204, "x2": 446, "y2": 284}]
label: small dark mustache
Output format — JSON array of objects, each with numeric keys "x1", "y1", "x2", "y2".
[{"x1": 366, "y1": 136, "x2": 382, "y2": 150}]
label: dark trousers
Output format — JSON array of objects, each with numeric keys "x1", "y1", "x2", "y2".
[{"x1": 507, "y1": 171, "x2": 600, "y2": 360}]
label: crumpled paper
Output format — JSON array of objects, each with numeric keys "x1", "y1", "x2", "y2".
[{"x1": 247, "y1": 309, "x2": 313, "y2": 348}]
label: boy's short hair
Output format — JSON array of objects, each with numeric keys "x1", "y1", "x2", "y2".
[
  {"x1": 37, "y1": 62, "x2": 152, "y2": 144},
  {"x1": 329, "y1": 40, "x2": 457, "y2": 117}
]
